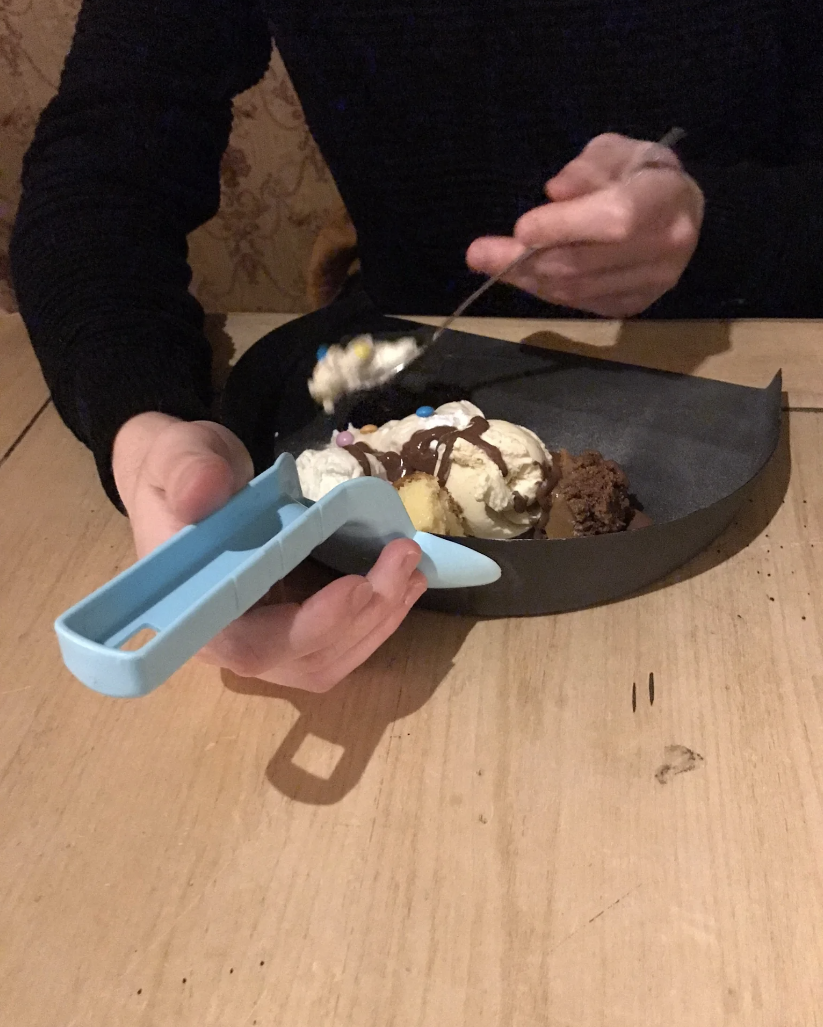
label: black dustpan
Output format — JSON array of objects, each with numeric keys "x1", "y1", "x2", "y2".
[{"x1": 222, "y1": 294, "x2": 782, "y2": 617}]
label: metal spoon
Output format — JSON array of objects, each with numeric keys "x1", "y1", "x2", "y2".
[
  {"x1": 428, "y1": 127, "x2": 686, "y2": 344},
  {"x1": 324, "y1": 127, "x2": 686, "y2": 409}
]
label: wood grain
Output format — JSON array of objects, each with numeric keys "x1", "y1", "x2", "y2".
[
  {"x1": 1, "y1": 346, "x2": 823, "y2": 1025},
  {"x1": 0, "y1": 313, "x2": 49, "y2": 459}
]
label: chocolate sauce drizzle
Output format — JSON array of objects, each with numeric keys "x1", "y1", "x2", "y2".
[
  {"x1": 344, "y1": 416, "x2": 508, "y2": 488},
  {"x1": 345, "y1": 441, "x2": 403, "y2": 481},
  {"x1": 344, "y1": 443, "x2": 373, "y2": 477}
]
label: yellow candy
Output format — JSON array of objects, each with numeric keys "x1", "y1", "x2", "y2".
[
  {"x1": 360, "y1": 424, "x2": 378, "y2": 434},
  {"x1": 351, "y1": 340, "x2": 372, "y2": 361}
]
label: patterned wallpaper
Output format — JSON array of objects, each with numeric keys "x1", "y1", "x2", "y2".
[{"x1": 0, "y1": 0, "x2": 344, "y2": 315}]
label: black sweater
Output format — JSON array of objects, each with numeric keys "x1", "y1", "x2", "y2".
[{"x1": 10, "y1": 0, "x2": 823, "y2": 505}]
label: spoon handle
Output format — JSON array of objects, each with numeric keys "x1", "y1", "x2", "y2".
[{"x1": 430, "y1": 246, "x2": 539, "y2": 343}]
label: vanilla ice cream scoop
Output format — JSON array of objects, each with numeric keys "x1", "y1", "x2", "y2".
[
  {"x1": 308, "y1": 333, "x2": 421, "y2": 413},
  {"x1": 443, "y1": 421, "x2": 550, "y2": 538},
  {"x1": 484, "y1": 419, "x2": 551, "y2": 506},
  {"x1": 295, "y1": 444, "x2": 387, "y2": 501}
]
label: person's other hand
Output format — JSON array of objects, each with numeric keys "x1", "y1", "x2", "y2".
[
  {"x1": 112, "y1": 413, "x2": 426, "y2": 691},
  {"x1": 466, "y1": 133, "x2": 704, "y2": 317}
]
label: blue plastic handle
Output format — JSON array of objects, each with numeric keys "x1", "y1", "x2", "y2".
[{"x1": 55, "y1": 454, "x2": 500, "y2": 698}]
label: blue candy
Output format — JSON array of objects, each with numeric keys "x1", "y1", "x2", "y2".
[
  {"x1": 316, "y1": 344, "x2": 329, "y2": 359},
  {"x1": 415, "y1": 405, "x2": 435, "y2": 417}
]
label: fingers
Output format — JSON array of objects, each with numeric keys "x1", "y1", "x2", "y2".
[
  {"x1": 274, "y1": 569, "x2": 427, "y2": 692},
  {"x1": 520, "y1": 175, "x2": 700, "y2": 257},
  {"x1": 516, "y1": 171, "x2": 684, "y2": 251},
  {"x1": 469, "y1": 233, "x2": 638, "y2": 280},
  {"x1": 516, "y1": 179, "x2": 659, "y2": 250},
  {"x1": 303, "y1": 570, "x2": 427, "y2": 688},
  {"x1": 512, "y1": 240, "x2": 646, "y2": 280},
  {"x1": 545, "y1": 133, "x2": 682, "y2": 201},
  {"x1": 529, "y1": 153, "x2": 699, "y2": 252},
  {"x1": 164, "y1": 450, "x2": 236, "y2": 525},
  {"x1": 201, "y1": 572, "x2": 376, "y2": 673},
  {"x1": 272, "y1": 537, "x2": 423, "y2": 663},
  {"x1": 467, "y1": 133, "x2": 700, "y2": 305},
  {"x1": 468, "y1": 233, "x2": 661, "y2": 304},
  {"x1": 503, "y1": 261, "x2": 673, "y2": 317},
  {"x1": 309, "y1": 539, "x2": 422, "y2": 662},
  {"x1": 546, "y1": 133, "x2": 636, "y2": 200},
  {"x1": 468, "y1": 158, "x2": 702, "y2": 318},
  {"x1": 201, "y1": 538, "x2": 427, "y2": 691}
]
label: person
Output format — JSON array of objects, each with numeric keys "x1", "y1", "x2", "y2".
[{"x1": 10, "y1": 0, "x2": 823, "y2": 690}]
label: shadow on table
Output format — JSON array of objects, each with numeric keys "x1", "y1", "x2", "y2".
[
  {"x1": 222, "y1": 566, "x2": 474, "y2": 805},
  {"x1": 522, "y1": 320, "x2": 732, "y2": 377}
]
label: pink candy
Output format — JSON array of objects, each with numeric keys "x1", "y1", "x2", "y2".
[{"x1": 335, "y1": 430, "x2": 355, "y2": 447}]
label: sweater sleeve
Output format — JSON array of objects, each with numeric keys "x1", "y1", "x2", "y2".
[
  {"x1": 661, "y1": 2, "x2": 823, "y2": 318},
  {"x1": 10, "y1": 0, "x2": 272, "y2": 508}
]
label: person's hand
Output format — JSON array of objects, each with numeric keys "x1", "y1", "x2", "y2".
[
  {"x1": 466, "y1": 133, "x2": 705, "y2": 317},
  {"x1": 112, "y1": 413, "x2": 427, "y2": 691}
]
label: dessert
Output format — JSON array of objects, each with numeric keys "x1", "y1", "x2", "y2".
[
  {"x1": 394, "y1": 473, "x2": 466, "y2": 536},
  {"x1": 308, "y1": 333, "x2": 421, "y2": 413},
  {"x1": 295, "y1": 402, "x2": 641, "y2": 540},
  {"x1": 537, "y1": 449, "x2": 632, "y2": 538}
]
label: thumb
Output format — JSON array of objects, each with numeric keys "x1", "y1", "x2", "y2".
[{"x1": 148, "y1": 420, "x2": 254, "y2": 525}]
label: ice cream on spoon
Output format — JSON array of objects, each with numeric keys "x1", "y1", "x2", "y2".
[{"x1": 308, "y1": 333, "x2": 421, "y2": 414}]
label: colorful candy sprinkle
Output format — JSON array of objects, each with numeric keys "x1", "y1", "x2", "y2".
[
  {"x1": 316, "y1": 344, "x2": 328, "y2": 359},
  {"x1": 360, "y1": 424, "x2": 378, "y2": 434},
  {"x1": 335, "y1": 431, "x2": 355, "y2": 447},
  {"x1": 351, "y1": 340, "x2": 372, "y2": 361},
  {"x1": 415, "y1": 405, "x2": 435, "y2": 417}
]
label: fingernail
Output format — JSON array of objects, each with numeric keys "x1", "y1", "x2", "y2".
[
  {"x1": 352, "y1": 580, "x2": 373, "y2": 611},
  {"x1": 403, "y1": 579, "x2": 427, "y2": 607},
  {"x1": 402, "y1": 550, "x2": 421, "y2": 574}
]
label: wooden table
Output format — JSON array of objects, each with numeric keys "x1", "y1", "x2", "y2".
[{"x1": 2, "y1": 312, "x2": 823, "y2": 1027}]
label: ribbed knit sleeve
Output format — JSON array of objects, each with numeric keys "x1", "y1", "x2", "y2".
[
  {"x1": 10, "y1": 0, "x2": 272, "y2": 507},
  {"x1": 662, "y1": 0, "x2": 823, "y2": 317}
]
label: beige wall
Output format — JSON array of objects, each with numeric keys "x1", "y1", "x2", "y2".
[{"x1": 0, "y1": 1, "x2": 342, "y2": 315}]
